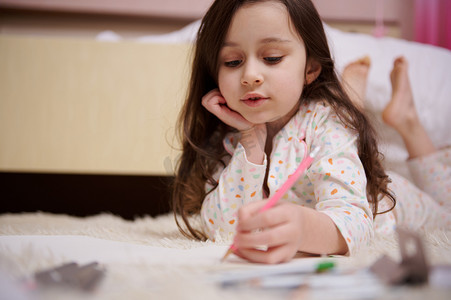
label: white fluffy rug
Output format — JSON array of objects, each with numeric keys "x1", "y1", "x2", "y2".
[{"x1": 1, "y1": 212, "x2": 450, "y2": 299}]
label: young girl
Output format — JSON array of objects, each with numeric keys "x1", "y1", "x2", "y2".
[{"x1": 172, "y1": 0, "x2": 395, "y2": 264}]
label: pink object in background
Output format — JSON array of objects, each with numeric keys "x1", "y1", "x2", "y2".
[
  {"x1": 415, "y1": 0, "x2": 451, "y2": 50},
  {"x1": 373, "y1": 0, "x2": 387, "y2": 38}
]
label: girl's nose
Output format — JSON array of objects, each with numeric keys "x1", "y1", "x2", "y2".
[{"x1": 241, "y1": 62, "x2": 264, "y2": 86}]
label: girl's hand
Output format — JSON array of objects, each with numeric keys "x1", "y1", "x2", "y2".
[
  {"x1": 202, "y1": 89, "x2": 254, "y2": 131},
  {"x1": 233, "y1": 200, "x2": 348, "y2": 263},
  {"x1": 233, "y1": 200, "x2": 306, "y2": 264},
  {"x1": 202, "y1": 89, "x2": 267, "y2": 164}
]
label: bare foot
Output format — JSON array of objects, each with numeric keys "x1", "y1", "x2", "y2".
[
  {"x1": 382, "y1": 57, "x2": 419, "y2": 135},
  {"x1": 382, "y1": 56, "x2": 435, "y2": 158},
  {"x1": 342, "y1": 56, "x2": 371, "y2": 109}
]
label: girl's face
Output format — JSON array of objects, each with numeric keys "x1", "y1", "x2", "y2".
[{"x1": 218, "y1": 1, "x2": 313, "y2": 127}]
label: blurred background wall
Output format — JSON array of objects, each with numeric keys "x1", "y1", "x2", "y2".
[{"x1": 0, "y1": 0, "x2": 415, "y2": 40}]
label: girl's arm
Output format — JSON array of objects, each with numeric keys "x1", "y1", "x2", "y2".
[
  {"x1": 200, "y1": 141, "x2": 267, "y2": 240},
  {"x1": 200, "y1": 89, "x2": 268, "y2": 240},
  {"x1": 233, "y1": 104, "x2": 373, "y2": 263},
  {"x1": 237, "y1": 126, "x2": 266, "y2": 165},
  {"x1": 232, "y1": 139, "x2": 367, "y2": 263},
  {"x1": 201, "y1": 89, "x2": 267, "y2": 164}
]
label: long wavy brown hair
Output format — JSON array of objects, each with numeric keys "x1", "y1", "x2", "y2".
[{"x1": 172, "y1": 0, "x2": 395, "y2": 240}]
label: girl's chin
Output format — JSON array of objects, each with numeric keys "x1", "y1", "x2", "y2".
[
  {"x1": 238, "y1": 111, "x2": 270, "y2": 124},
  {"x1": 242, "y1": 117, "x2": 269, "y2": 125},
  {"x1": 243, "y1": 115, "x2": 280, "y2": 126}
]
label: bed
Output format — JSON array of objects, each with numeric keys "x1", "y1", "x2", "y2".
[{"x1": 1, "y1": 17, "x2": 451, "y2": 300}]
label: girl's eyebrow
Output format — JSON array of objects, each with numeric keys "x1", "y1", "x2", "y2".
[
  {"x1": 260, "y1": 37, "x2": 292, "y2": 44},
  {"x1": 222, "y1": 37, "x2": 292, "y2": 48}
]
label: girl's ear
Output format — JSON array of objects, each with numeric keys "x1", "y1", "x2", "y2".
[{"x1": 305, "y1": 58, "x2": 322, "y2": 85}]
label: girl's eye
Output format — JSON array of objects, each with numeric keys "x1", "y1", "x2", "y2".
[
  {"x1": 264, "y1": 56, "x2": 283, "y2": 64},
  {"x1": 224, "y1": 60, "x2": 242, "y2": 67}
]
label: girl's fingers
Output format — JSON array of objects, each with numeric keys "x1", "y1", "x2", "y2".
[
  {"x1": 201, "y1": 89, "x2": 225, "y2": 113},
  {"x1": 236, "y1": 200, "x2": 269, "y2": 223},
  {"x1": 237, "y1": 201, "x2": 299, "y2": 232},
  {"x1": 236, "y1": 244, "x2": 294, "y2": 264},
  {"x1": 234, "y1": 202, "x2": 304, "y2": 262},
  {"x1": 201, "y1": 89, "x2": 254, "y2": 131},
  {"x1": 235, "y1": 222, "x2": 296, "y2": 249}
]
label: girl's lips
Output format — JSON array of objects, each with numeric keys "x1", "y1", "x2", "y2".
[
  {"x1": 241, "y1": 98, "x2": 268, "y2": 107},
  {"x1": 241, "y1": 93, "x2": 269, "y2": 107}
]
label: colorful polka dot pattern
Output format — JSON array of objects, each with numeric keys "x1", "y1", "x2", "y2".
[
  {"x1": 201, "y1": 102, "x2": 374, "y2": 254},
  {"x1": 408, "y1": 148, "x2": 451, "y2": 211},
  {"x1": 375, "y1": 147, "x2": 451, "y2": 233}
]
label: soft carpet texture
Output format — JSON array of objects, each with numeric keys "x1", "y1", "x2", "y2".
[{"x1": 1, "y1": 212, "x2": 450, "y2": 299}]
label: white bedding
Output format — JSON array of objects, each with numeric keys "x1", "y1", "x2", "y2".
[
  {"x1": 0, "y1": 235, "x2": 226, "y2": 266},
  {"x1": 1, "y1": 213, "x2": 450, "y2": 299}
]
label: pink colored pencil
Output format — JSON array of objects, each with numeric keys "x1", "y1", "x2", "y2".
[{"x1": 221, "y1": 146, "x2": 321, "y2": 262}]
